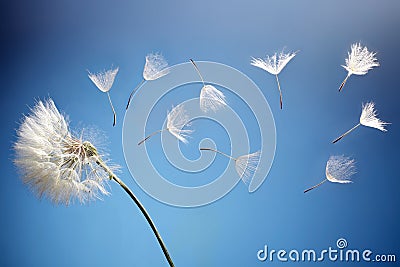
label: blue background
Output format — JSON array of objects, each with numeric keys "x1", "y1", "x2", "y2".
[{"x1": 1, "y1": 0, "x2": 399, "y2": 266}]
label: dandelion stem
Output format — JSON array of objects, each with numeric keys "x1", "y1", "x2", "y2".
[
  {"x1": 200, "y1": 147, "x2": 236, "y2": 161},
  {"x1": 275, "y1": 74, "x2": 283, "y2": 109},
  {"x1": 190, "y1": 59, "x2": 205, "y2": 87},
  {"x1": 95, "y1": 159, "x2": 175, "y2": 267},
  {"x1": 138, "y1": 129, "x2": 165, "y2": 145},
  {"x1": 339, "y1": 73, "x2": 350, "y2": 92},
  {"x1": 126, "y1": 79, "x2": 146, "y2": 110},
  {"x1": 332, "y1": 123, "x2": 361, "y2": 144},
  {"x1": 304, "y1": 179, "x2": 327, "y2": 193},
  {"x1": 106, "y1": 92, "x2": 116, "y2": 127}
]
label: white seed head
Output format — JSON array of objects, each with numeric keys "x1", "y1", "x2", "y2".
[
  {"x1": 88, "y1": 67, "x2": 119, "y2": 93},
  {"x1": 166, "y1": 105, "x2": 193, "y2": 144},
  {"x1": 325, "y1": 155, "x2": 356, "y2": 184},
  {"x1": 251, "y1": 50, "x2": 296, "y2": 75},
  {"x1": 199, "y1": 85, "x2": 227, "y2": 113},
  {"x1": 235, "y1": 151, "x2": 261, "y2": 184},
  {"x1": 143, "y1": 53, "x2": 169, "y2": 81},
  {"x1": 342, "y1": 43, "x2": 379, "y2": 76},
  {"x1": 359, "y1": 102, "x2": 389, "y2": 131},
  {"x1": 14, "y1": 99, "x2": 114, "y2": 205}
]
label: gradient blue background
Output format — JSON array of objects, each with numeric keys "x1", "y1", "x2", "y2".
[{"x1": 1, "y1": 0, "x2": 399, "y2": 266}]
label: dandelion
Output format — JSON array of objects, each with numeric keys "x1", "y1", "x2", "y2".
[
  {"x1": 138, "y1": 105, "x2": 193, "y2": 145},
  {"x1": 200, "y1": 148, "x2": 261, "y2": 187},
  {"x1": 88, "y1": 67, "x2": 119, "y2": 126},
  {"x1": 190, "y1": 59, "x2": 227, "y2": 112},
  {"x1": 126, "y1": 53, "x2": 169, "y2": 109},
  {"x1": 332, "y1": 101, "x2": 389, "y2": 143},
  {"x1": 14, "y1": 99, "x2": 175, "y2": 266},
  {"x1": 304, "y1": 155, "x2": 356, "y2": 193},
  {"x1": 251, "y1": 49, "x2": 297, "y2": 109},
  {"x1": 14, "y1": 99, "x2": 111, "y2": 204},
  {"x1": 339, "y1": 43, "x2": 379, "y2": 92}
]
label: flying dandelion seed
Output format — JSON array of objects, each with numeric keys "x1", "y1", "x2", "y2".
[
  {"x1": 88, "y1": 67, "x2": 119, "y2": 126},
  {"x1": 190, "y1": 59, "x2": 227, "y2": 112},
  {"x1": 251, "y1": 49, "x2": 297, "y2": 109},
  {"x1": 126, "y1": 53, "x2": 169, "y2": 109},
  {"x1": 138, "y1": 105, "x2": 193, "y2": 145},
  {"x1": 332, "y1": 101, "x2": 389, "y2": 143},
  {"x1": 14, "y1": 99, "x2": 175, "y2": 267},
  {"x1": 200, "y1": 148, "x2": 261, "y2": 189},
  {"x1": 304, "y1": 155, "x2": 356, "y2": 193},
  {"x1": 339, "y1": 43, "x2": 379, "y2": 92}
]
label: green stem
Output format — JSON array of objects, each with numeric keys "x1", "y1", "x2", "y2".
[{"x1": 96, "y1": 159, "x2": 175, "y2": 267}]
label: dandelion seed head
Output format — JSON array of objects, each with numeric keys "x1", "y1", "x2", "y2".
[
  {"x1": 200, "y1": 85, "x2": 227, "y2": 113},
  {"x1": 14, "y1": 99, "x2": 114, "y2": 205},
  {"x1": 251, "y1": 50, "x2": 296, "y2": 75},
  {"x1": 342, "y1": 43, "x2": 379, "y2": 76},
  {"x1": 166, "y1": 105, "x2": 193, "y2": 144},
  {"x1": 235, "y1": 151, "x2": 261, "y2": 184},
  {"x1": 325, "y1": 155, "x2": 356, "y2": 184},
  {"x1": 359, "y1": 102, "x2": 389, "y2": 131},
  {"x1": 88, "y1": 67, "x2": 119, "y2": 93},
  {"x1": 143, "y1": 53, "x2": 169, "y2": 81}
]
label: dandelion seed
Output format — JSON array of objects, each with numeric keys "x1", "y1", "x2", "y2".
[
  {"x1": 339, "y1": 43, "x2": 379, "y2": 92},
  {"x1": 251, "y1": 49, "x2": 297, "y2": 109},
  {"x1": 126, "y1": 53, "x2": 169, "y2": 109},
  {"x1": 88, "y1": 67, "x2": 119, "y2": 126},
  {"x1": 143, "y1": 53, "x2": 170, "y2": 81},
  {"x1": 13, "y1": 99, "x2": 175, "y2": 266},
  {"x1": 200, "y1": 148, "x2": 261, "y2": 188},
  {"x1": 332, "y1": 101, "x2": 389, "y2": 143},
  {"x1": 304, "y1": 155, "x2": 356, "y2": 193},
  {"x1": 138, "y1": 105, "x2": 193, "y2": 145},
  {"x1": 190, "y1": 59, "x2": 227, "y2": 112}
]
